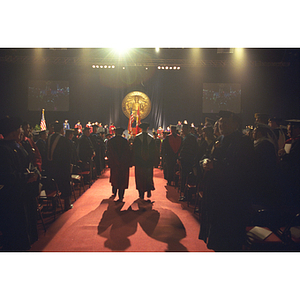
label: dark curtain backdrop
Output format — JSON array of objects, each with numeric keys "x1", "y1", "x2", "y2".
[{"x1": 0, "y1": 62, "x2": 299, "y2": 129}]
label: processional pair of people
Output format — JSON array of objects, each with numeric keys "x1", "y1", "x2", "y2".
[{"x1": 107, "y1": 122, "x2": 155, "y2": 201}]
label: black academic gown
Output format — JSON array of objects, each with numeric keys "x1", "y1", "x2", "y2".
[
  {"x1": 199, "y1": 131, "x2": 255, "y2": 251},
  {"x1": 133, "y1": 132, "x2": 156, "y2": 193},
  {"x1": 47, "y1": 133, "x2": 71, "y2": 198},
  {"x1": 0, "y1": 140, "x2": 32, "y2": 250}
]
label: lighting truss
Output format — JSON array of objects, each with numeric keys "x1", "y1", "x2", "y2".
[{"x1": 0, "y1": 55, "x2": 291, "y2": 68}]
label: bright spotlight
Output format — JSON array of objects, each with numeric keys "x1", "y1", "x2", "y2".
[
  {"x1": 158, "y1": 66, "x2": 161, "y2": 69},
  {"x1": 104, "y1": 65, "x2": 107, "y2": 68},
  {"x1": 235, "y1": 48, "x2": 244, "y2": 60},
  {"x1": 113, "y1": 47, "x2": 131, "y2": 55},
  {"x1": 92, "y1": 65, "x2": 95, "y2": 68},
  {"x1": 155, "y1": 48, "x2": 160, "y2": 52}
]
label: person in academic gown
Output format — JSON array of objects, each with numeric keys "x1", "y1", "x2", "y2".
[
  {"x1": 132, "y1": 122, "x2": 156, "y2": 199},
  {"x1": 199, "y1": 111, "x2": 255, "y2": 251},
  {"x1": 107, "y1": 127, "x2": 131, "y2": 200},
  {"x1": 47, "y1": 121, "x2": 72, "y2": 211},
  {"x1": 162, "y1": 125, "x2": 182, "y2": 186},
  {"x1": 0, "y1": 116, "x2": 39, "y2": 250}
]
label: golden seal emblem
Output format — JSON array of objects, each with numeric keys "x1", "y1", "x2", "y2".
[{"x1": 122, "y1": 91, "x2": 151, "y2": 120}]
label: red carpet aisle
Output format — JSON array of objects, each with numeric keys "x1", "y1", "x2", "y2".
[{"x1": 30, "y1": 168, "x2": 212, "y2": 252}]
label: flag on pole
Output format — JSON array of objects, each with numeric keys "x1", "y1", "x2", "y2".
[
  {"x1": 40, "y1": 109, "x2": 47, "y2": 131},
  {"x1": 128, "y1": 107, "x2": 134, "y2": 134},
  {"x1": 136, "y1": 105, "x2": 141, "y2": 134}
]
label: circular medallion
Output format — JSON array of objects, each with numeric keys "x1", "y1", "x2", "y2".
[{"x1": 122, "y1": 91, "x2": 151, "y2": 120}]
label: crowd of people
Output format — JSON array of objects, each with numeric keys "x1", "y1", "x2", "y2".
[{"x1": 0, "y1": 111, "x2": 300, "y2": 251}]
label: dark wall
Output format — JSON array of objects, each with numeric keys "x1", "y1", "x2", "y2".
[{"x1": 0, "y1": 59, "x2": 299, "y2": 129}]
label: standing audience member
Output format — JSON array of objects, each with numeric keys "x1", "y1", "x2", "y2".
[
  {"x1": 279, "y1": 119, "x2": 300, "y2": 207},
  {"x1": 254, "y1": 113, "x2": 269, "y2": 125},
  {"x1": 47, "y1": 121, "x2": 72, "y2": 211},
  {"x1": 213, "y1": 120, "x2": 221, "y2": 138},
  {"x1": 90, "y1": 124, "x2": 102, "y2": 176},
  {"x1": 78, "y1": 127, "x2": 95, "y2": 173},
  {"x1": 178, "y1": 123, "x2": 199, "y2": 201},
  {"x1": 133, "y1": 122, "x2": 156, "y2": 199},
  {"x1": 107, "y1": 127, "x2": 131, "y2": 201},
  {"x1": 162, "y1": 125, "x2": 182, "y2": 186},
  {"x1": 198, "y1": 125, "x2": 216, "y2": 160},
  {"x1": 0, "y1": 116, "x2": 39, "y2": 250},
  {"x1": 65, "y1": 129, "x2": 79, "y2": 167},
  {"x1": 109, "y1": 123, "x2": 116, "y2": 135},
  {"x1": 199, "y1": 111, "x2": 255, "y2": 251},
  {"x1": 252, "y1": 123, "x2": 281, "y2": 208},
  {"x1": 74, "y1": 120, "x2": 82, "y2": 135},
  {"x1": 63, "y1": 119, "x2": 70, "y2": 135},
  {"x1": 22, "y1": 121, "x2": 42, "y2": 173},
  {"x1": 268, "y1": 117, "x2": 286, "y2": 150},
  {"x1": 36, "y1": 130, "x2": 48, "y2": 173},
  {"x1": 152, "y1": 132, "x2": 161, "y2": 168}
]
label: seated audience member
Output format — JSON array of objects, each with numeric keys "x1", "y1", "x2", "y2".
[
  {"x1": 0, "y1": 116, "x2": 39, "y2": 250},
  {"x1": 47, "y1": 121, "x2": 72, "y2": 211}
]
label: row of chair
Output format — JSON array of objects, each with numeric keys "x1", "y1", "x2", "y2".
[{"x1": 36, "y1": 163, "x2": 95, "y2": 232}]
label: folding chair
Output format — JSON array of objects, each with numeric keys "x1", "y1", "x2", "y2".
[
  {"x1": 36, "y1": 196, "x2": 46, "y2": 232},
  {"x1": 71, "y1": 165, "x2": 86, "y2": 200},
  {"x1": 38, "y1": 176, "x2": 64, "y2": 220}
]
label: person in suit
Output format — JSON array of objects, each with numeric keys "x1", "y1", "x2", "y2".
[
  {"x1": 133, "y1": 122, "x2": 156, "y2": 199},
  {"x1": 107, "y1": 127, "x2": 131, "y2": 201}
]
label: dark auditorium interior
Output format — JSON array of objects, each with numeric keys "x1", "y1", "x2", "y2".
[
  {"x1": 1, "y1": 48, "x2": 300, "y2": 252},
  {"x1": 1, "y1": 48, "x2": 299, "y2": 128}
]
